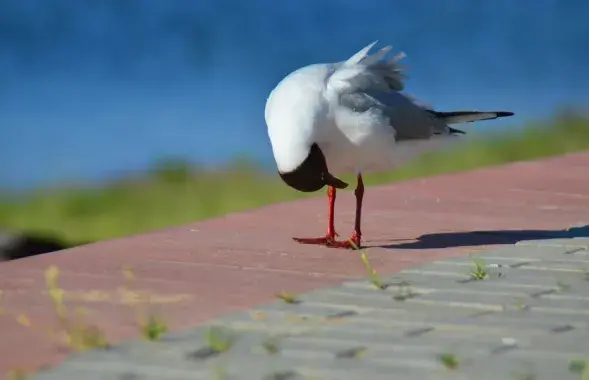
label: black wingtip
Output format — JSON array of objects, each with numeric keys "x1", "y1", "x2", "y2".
[
  {"x1": 496, "y1": 111, "x2": 515, "y2": 118},
  {"x1": 448, "y1": 127, "x2": 466, "y2": 134}
]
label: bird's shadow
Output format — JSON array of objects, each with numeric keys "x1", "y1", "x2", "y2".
[{"x1": 371, "y1": 225, "x2": 589, "y2": 250}]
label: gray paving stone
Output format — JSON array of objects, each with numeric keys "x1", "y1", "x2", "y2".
[
  {"x1": 435, "y1": 257, "x2": 589, "y2": 273},
  {"x1": 33, "y1": 361, "x2": 211, "y2": 380},
  {"x1": 398, "y1": 265, "x2": 589, "y2": 292},
  {"x1": 296, "y1": 365, "x2": 433, "y2": 380},
  {"x1": 527, "y1": 331, "x2": 589, "y2": 352},
  {"x1": 475, "y1": 244, "x2": 587, "y2": 258},
  {"x1": 406, "y1": 258, "x2": 588, "y2": 278},
  {"x1": 452, "y1": 355, "x2": 575, "y2": 380},
  {"x1": 415, "y1": 288, "x2": 589, "y2": 311},
  {"x1": 30, "y1": 236, "x2": 589, "y2": 380},
  {"x1": 516, "y1": 237, "x2": 589, "y2": 249}
]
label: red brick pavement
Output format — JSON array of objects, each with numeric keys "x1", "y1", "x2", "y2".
[{"x1": 0, "y1": 152, "x2": 588, "y2": 375}]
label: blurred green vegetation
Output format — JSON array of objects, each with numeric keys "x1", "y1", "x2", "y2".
[{"x1": 1, "y1": 112, "x2": 588, "y2": 246}]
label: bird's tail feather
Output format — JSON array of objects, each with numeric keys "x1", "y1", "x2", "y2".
[{"x1": 429, "y1": 110, "x2": 514, "y2": 124}]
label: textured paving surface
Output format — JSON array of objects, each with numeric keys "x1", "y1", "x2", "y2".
[
  {"x1": 31, "y1": 235, "x2": 589, "y2": 380},
  {"x1": 1, "y1": 152, "x2": 588, "y2": 377}
]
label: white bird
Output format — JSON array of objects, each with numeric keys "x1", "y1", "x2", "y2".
[{"x1": 265, "y1": 41, "x2": 514, "y2": 249}]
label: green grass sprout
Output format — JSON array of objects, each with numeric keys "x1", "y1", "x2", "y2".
[
  {"x1": 205, "y1": 326, "x2": 236, "y2": 353},
  {"x1": 359, "y1": 250, "x2": 385, "y2": 290},
  {"x1": 438, "y1": 352, "x2": 460, "y2": 370},
  {"x1": 469, "y1": 257, "x2": 488, "y2": 280},
  {"x1": 276, "y1": 292, "x2": 300, "y2": 304}
]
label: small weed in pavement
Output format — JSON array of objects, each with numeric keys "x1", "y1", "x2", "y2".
[
  {"x1": 348, "y1": 239, "x2": 386, "y2": 290},
  {"x1": 354, "y1": 241, "x2": 386, "y2": 290},
  {"x1": 188, "y1": 326, "x2": 236, "y2": 360},
  {"x1": 261, "y1": 337, "x2": 281, "y2": 355},
  {"x1": 276, "y1": 291, "x2": 300, "y2": 304},
  {"x1": 121, "y1": 266, "x2": 168, "y2": 341},
  {"x1": 393, "y1": 281, "x2": 417, "y2": 301},
  {"x1": 44, "y1": 265, "x2": 109, "y2": 351},
  {"x1": 207, "y1": 326, "x2": 235, "y2": 352},
  {"x1": 438, "y1": 352, "x2": 460, "y2": 370},
  {"x1": 469, "y1": 257, "x2": 488, "y2": 280},
  {"x1": 141, "y1": 315, "x2": 168, "y2": 341},
  {"x1": 204, "y1": 326, "x2": 236, "y2": 354},
  {"x1": 569, "y1": 358, "x2": 589, "y2": 380}
]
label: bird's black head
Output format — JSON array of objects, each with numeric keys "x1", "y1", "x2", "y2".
[{"x1": 278, "y1": 143, "x2": 348, "y2": 192}]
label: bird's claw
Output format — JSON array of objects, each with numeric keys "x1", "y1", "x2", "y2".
[
  {"x1": 293, "y1": 233, "x2": 361, "y2": 249},
  {"x1": 292, "y1": 235, "x2": 336, "y2": 245}
]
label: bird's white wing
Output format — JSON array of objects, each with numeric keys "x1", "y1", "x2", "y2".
[
  {"x1": 326, "y1": 41, "x2": 444, "y2": 141},
  {"x1": 325, "y1": 41, "x2": 407, "y2": 98}
]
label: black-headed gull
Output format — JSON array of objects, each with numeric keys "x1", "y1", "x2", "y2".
[{"x1": 265, "y1": 41, "x2": 514, "y2": 249}]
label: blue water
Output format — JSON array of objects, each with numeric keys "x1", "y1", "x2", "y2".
[{"x1": 1, "y1": 0, "x2": 588, "y2": 189}]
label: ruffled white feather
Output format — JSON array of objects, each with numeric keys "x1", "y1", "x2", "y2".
[{"x1": 326, "y1": 41, "x2": 407, "y2": 99}]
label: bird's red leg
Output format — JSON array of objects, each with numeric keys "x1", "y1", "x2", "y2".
[
  {"x1": 293, "y1": 186, "x2": 339, "y2": 245},
  {"x1": 328, "y1": 174, "x2": 364, "y2": 249}
]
